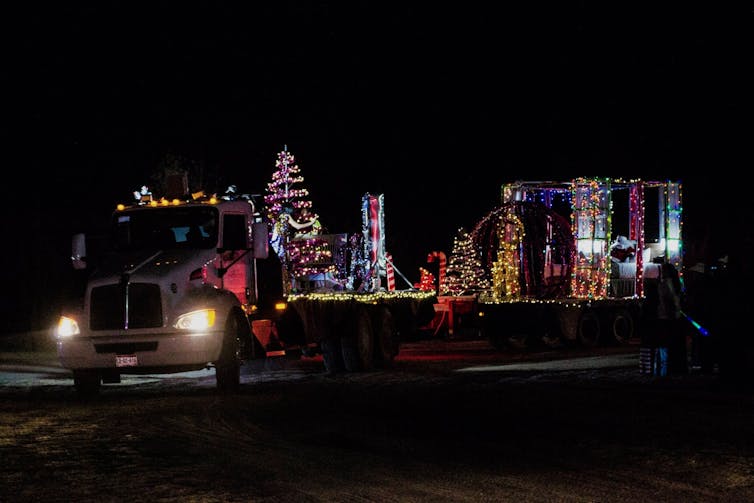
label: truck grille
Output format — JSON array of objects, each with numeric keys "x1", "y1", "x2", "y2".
[{"x1": 90, "y1": 283, "x2": 163, "y2": 330}]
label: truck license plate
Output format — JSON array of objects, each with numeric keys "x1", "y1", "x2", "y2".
[{"x1": 115, "y1": 354, "x2": 138, "y2": 367}]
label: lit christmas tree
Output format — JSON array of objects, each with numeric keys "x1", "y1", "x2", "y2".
[
  {"x1": 444, "y1": 227, "x2": 490, "y2": 295},
  {"x1": 265, "y1": 146, "x2": 314, "y2": 257},
  {"x1": 263, "y1": 146, "x2": 335, "y2": 293},
  {"x1": 264, "y1": 146, "x2": 312, "y2": 223},
  {"x1": 415, "y1": 267, "x2": 436, "y2": 292}
]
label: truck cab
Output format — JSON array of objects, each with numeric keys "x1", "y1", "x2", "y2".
[{"x1": 56, "y1": 191, "x2": 269, "y2": 395}]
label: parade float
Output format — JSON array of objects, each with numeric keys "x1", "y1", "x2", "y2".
[{"x1": 422, "y1": 178, "x2": 682, "y2": 350}]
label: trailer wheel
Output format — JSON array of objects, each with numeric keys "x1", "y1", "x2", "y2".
[
  {"x1": 488, "y1": 333, "x2": 507, "y2": 351},
  {"x1": 611, "y1": 309, "x2": 635, "y2": 344},
  {"x1": 321, "y1": 338, "x2": 344, "y2": 375},
  {"x1": 577, "y1": 309, "x2": 601, "y2": 347},
  {"x1": 373, "y1": 306, "x2": 398, "y2": 367},
  {"x1": 216, "y1": 311, "x2": 244, "y2": 392},
  {"x1": 342, "y1": 308, "x2": 374, "y2": 372},
  {"x1": 73, "y1": 369, "x2": 101, "y2": 396}
]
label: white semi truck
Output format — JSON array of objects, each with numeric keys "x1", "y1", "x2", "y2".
[{"x1": 55, "y1": 186, "x2": 435, "y2": 395}]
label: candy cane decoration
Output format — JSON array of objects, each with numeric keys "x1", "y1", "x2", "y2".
[
  {"x1": 427, "y1": 251, "x2": 447, "y2": 295},
  {"x1": 386, "y1": 253, "x2": 396, "y2": 291}
]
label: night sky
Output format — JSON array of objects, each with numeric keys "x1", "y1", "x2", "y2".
[{"x1": 3, "y1": 2, "x2": 752, "y2": 330}]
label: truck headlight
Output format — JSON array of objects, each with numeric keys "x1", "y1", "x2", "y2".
[
  {"x1": 56, "y1": 316, "x2": 80, "y2": 338},
  {"x1": 173, "y1": 309, "x2": 216, "y2": 331}
]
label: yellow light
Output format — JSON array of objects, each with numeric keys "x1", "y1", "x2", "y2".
[
  {"x1": 116, "y1": 204, "x2": 125, "y2": 211},
  {"x1": 286, "y1": 291, "x2": 436, "y2": 303},
  {"x1": 161, "y1": 198, "x2": 169, "y2": 206},
  {"x1": 173, "y1": 309, "x2": 216, "y2": 331},
  {"x1": 55, "y1": 316, "x2": 80, "y2": 337},
  {"x1": 172, "y1": 199, "x2": 180, "y2": 205},
  {"x1": 274, "y1": 302, "x2": 287, "y2": 311},
  {"x1": 149, "y1": 200, "x2": 158, "y2": 207},
  {"x1": 209, "y1": 197, "x2": 217, "y2": 204}
]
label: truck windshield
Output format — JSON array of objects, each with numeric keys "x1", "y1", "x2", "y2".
[{"x1": 113, "y1": 206, "x2": 219, "y2": 251}]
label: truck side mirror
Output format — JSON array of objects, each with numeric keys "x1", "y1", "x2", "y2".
[
  {"x1": 251, "y1": 222, "x2": 269, "y2": 259},
  {"x1": 72, "y1": 233, "x2": 87, "y2": 270}
]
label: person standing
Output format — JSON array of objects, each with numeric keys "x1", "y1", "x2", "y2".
[
  {"x1": 639, "y1": 273, "x2": 660, "y2": 375},
  {"x1": 656, "y1": 261, "x2": 684, "y2": 376},
  {"x1": 713, "y1": 234, "x2": 754, "y2": 390}
]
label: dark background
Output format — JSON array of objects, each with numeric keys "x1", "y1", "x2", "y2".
[{"x1": 2, "y1": 2, "x2": 752, "y2": 331}]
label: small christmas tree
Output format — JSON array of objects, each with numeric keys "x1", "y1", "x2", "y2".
[
  {"x1": 415, "y1": 267, "x2": 436, "y2": 292},
  {"x1": 444, "y1": 227, "x2": 490, "y2": 295}
]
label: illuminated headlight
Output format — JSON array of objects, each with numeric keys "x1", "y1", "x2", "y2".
[
  {"x1": 56, "y1": 316, "x2": 80, "y2": 338},
  {"x1": 173, "y1": 309, "x2": 216, "y2": 331}
]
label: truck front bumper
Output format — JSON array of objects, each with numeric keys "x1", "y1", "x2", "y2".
[{"x1": 56, "y1": 330, "x2": 225, "y2": 372}]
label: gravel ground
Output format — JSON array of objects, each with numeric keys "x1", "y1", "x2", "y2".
[{"x1": 1, "y1": 339, "x2": 753, "y2": 502}]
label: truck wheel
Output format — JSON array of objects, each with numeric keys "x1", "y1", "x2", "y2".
[
  {"x1": 341, "y1": 308, "x2": 374, "y2": 372},
  {"x1": 73, "y1": 369, "x2": 101, "y2": 396},
  {"x1": 506, "y1": 333, "x2": 530, "y2": 351},
  {"x1": 216, "y1": 312, "x2": 244, "y2": 392},
  {"x1": 611, "y1": 309, "x2": 634, "y2": 344},
  {"x1": 373, "y1": 306, "x2": 398, "y2": 367},
  {"x1": 577, "y1": 309, "x2": 601, "y2": 347}
]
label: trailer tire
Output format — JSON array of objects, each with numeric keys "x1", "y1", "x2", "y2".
[
  {"x1": 488, "y1": 333, "x2": 507, "y2": 351},
  {"x1": 73, "y1": 369, "x2": 101, "y2": 396},
  {"x1": 577, "y1": 309, "x2": 601, "y2": 347},
  {"x1": 216, "y1": 311, "x2": 244, "y2": 392},
  {"x1": 321, "y1": 338, "x2": 344, "y2": 374},
  {"x1": 611, "y1": 309, "x2": 635, "y2": 344},
  {"x1": 372, "y1": 306, "x2": 398, "y2": 366},
  {"x1": 342, "y1": 308, "x2": 374, "y2": 372}
]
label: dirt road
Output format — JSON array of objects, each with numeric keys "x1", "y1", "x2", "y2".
[{"x1": 1, "y1": 340, "x2": 753, "y2": 502}]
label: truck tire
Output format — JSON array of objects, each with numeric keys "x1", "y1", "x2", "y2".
[
  {"x1": 577, "y1": 309, "x2": 601, "y2": 347},
  {"x1": 73, "y1": 369, "x2": 101, "y2": 396},
  {"x1": 373, "y1": 306, "x2": 398, "y2": 367},
  {"x1": 215, "y1": 311, "x2": 244, "y2": 392},
  {"x1": 341, "y1": 308, "x2": 374, "y2": 372},
  {"x1": 610, "y1": 309, "x2": 635, "y2": 344}
]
